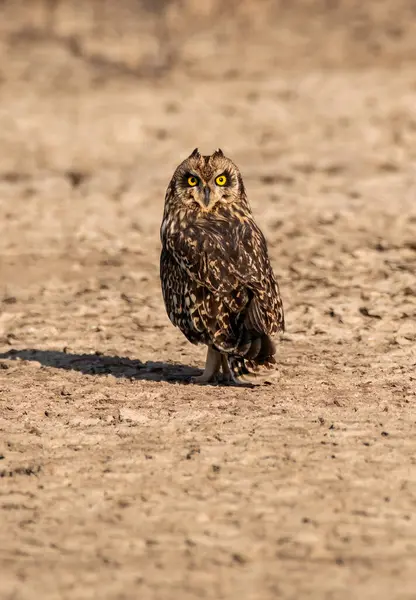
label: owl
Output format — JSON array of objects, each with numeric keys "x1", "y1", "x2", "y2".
[{"x1": 160, "y1": 148, "x2": 284, "y2": 385}]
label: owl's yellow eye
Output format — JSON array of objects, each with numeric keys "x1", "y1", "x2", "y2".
[
  {"x1": 187, "y1": 175, "x2": 198, "y2": 187},
  {"x1": 215, "y1": 174, "x2": 227, "y2": 186}
]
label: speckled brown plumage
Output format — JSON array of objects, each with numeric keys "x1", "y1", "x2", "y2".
[{"x1": 160, "y1": 148, "x2": 284, "y2": 385}]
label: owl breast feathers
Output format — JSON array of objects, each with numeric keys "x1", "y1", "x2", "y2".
[{"x1": 160, "y1": 148, "x2": 284, "y2": 385}]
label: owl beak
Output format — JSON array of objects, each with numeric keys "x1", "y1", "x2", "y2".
[{"x1": 203, "y1": 186, "x2": 210, "y2": 207}]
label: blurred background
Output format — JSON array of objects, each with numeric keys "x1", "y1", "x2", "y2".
[{"x1": 3, "y1": 0, "x2": 416, "y2": 81}]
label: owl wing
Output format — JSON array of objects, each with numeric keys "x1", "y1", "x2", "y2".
[
  {"x1": 163, "y1": 217, "x2": 284, "y2": 339},
  {"x1": 160, "y1": 246, "x2": 210, "y2": 345}
]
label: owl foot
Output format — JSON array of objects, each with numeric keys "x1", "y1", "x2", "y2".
[
  {"x1": 191, "y1": 373, "x2": 219, "y2": 384},
  {"x1": 190, "y1": 347, "x2": 221, "y2": 385}
]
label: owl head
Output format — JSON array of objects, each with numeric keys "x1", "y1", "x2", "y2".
[{"x1": 166, "y1": 148, "x2": 250, "y2": 214}]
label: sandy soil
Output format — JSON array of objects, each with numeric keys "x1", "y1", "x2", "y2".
[{"x1": 0, "y1": 2, "x2": 416, "y2": 599}]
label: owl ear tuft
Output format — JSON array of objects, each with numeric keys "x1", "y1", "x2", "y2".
[
  {"x1": 189, "y1": 148, "x2": 201, "y2": 158},
  {"x1": 213, "y1": 148, "x2": 224, "y2": 158}
]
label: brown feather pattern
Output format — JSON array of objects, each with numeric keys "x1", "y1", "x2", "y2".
[{"x1": 160, "y1": 150, "x2": 284, "y2": 380}]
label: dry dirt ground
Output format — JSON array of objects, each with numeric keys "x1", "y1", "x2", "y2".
[{"x1": 1, "y1": 2, "x2": 416, "y2": 599}]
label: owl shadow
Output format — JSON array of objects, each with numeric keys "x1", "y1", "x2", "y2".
[{"x1": 0, "y1": 348, "x2": 202, "y2": 384}]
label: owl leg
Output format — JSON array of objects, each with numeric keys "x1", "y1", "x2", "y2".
[
  {"x1": 220, "y1": 354, "x2": 255, "y2": 388},
  {"x1": 221, "y1": 354, "x2": 232, "y2": 380},
  {"x1": 191, "y1": 346, "x2": 221, "y2": 384}
]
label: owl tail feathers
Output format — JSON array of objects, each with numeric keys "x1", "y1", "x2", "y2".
[
  {"x1": 228, "y1": 355, "x2": 275, "y2": 376},
  {"x1": 227, "y1": 334, "x2": 277, "y2": 383}
]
